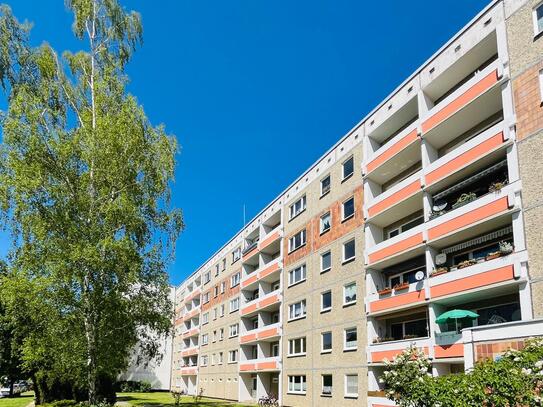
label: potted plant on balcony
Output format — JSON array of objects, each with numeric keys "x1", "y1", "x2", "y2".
[
  {"x1": 431, "y1": 267, "x2": 448, "y2": 277},
  {"x1": 489, "y1": 180, "x2": 506, "y2": 193},
  {"x1": 373, "y1": 336, "x2": 395, "y2": 344},
  {"x1": 377, "y1": 286, "x2": 392, "y2": 296},
  {"x1": 457, "y1": 259, "x2": 477, "y2": 269},
  {"x1": 485, "y1": 250, "x2": 502, "y2": 261},
  {"x1": 403, "y1": 334, "x2": 418, "y2": 340},
  {"x1": 499, "y1": 241, "x2": 514, "y2": 255},
  {"x1": 393, "y1": 281, "x2": 410, "y2": 291},
  {"x1": 452, "y1": 192, "x2": 477, "y2": 210}
]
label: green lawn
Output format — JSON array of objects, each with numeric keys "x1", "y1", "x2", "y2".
[
  {"x1": 0, "y1": 392, "x2": 34, "y2": 407},
  {"x1": 116, "y1": 392, "x2": 254, "y2": 407}
]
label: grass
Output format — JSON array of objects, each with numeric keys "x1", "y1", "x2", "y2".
[
  {"x1": 0, "y1": 392, "x2": 34, "y2": 407},
  {"x1": 116, "y1": 392, "x2": 254, "y2": 407}
]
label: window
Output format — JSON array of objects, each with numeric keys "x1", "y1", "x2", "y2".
[
  {"x1": 288, "y1": 264, "x2": 307, "y2": 286},
  {"x1": 344, "y1": 327, "x2": 357, "y2": 350},
  {"x1": 271, "y1": 341, "x2": 280, "y2": 357},
  {"x1": 322, "y1": 375, "x2": 333, "y2": 396},
  {"x1": 220, "y1": 281, "x2": 226, "y2": 293},
  {"x1": 201, "y1": 355, "x2": 208, "y2": 366},
  {"x1": 342, "y1": 156, "x2": 354, "y2": 180},
  {"x1": 289, "y1": 300, "x2": 307, "y2": 320},
  {"x1": 321, "y1": 291, "x2": 332, "y2": 312},
  {"x1": 202, "y1": 312, "x2": 209, "y2": 325},
  {"x1": 230, "y1": 297, "x2": 240, "y2": 312},
  {"x1": 222, "y1": 258, "x2": 226, "y2": 271},
  {"x1": 220, "y1": 304, "x2": 225, "y2": 317},
  {"x1": 231, "y1": 272, "x2": 240, "y2": 287},
  {"x1": 540, "y1": 69, "x2": 543, "y2": 103},
  {"x1": 213, "y1": 308, "x2": 218, "y2": 320},
  {"x1": 388, "y1": 266, "x2": 425, "y2": 288},
  {"x1": 343, "y1": 283, "x2": 357, "y2": 306},
  {"x1": 229, "y1": 323, "x2": 239, "y2": 337},
  {"x1": 390, "y1": 318, "x2": 428, "y2": 341},
  {"x1": 320, "y1": 175, "x2": 331, "y2": 196},
  {"x1": 214, "y1": 285, "x2": 218, "y2": 297},
  {"x1": 218, "y1": 352, "x2": 223, "y2": 364},
  {"x1": 321, "y1": 331, "x2": 332, "y2": 353},
  {"x1": 288, "y1": 375, "x2": 307, "y2": 394},
  {"x1": 212, "y1": 330, "x2": 217, "y2": 342},
  {"x1": 289, "y1": 195, "x2": 307, "y2": 220},
  {"x1": 215, "y1": 264, "x2": 219, "y2": 276},
  {"x1": 387, "y1": 215, "x2": 424, "y2": 239},
  {"x1": 342, "y1": 197, "x2": 355, "y2": 220},
  {"x1": 288, "y1": 229, "x2": 306, "y2": 253},
  {"x1": 211, "y1": 354, "x2": 215, "y2": 365},
  {"x1": 228, "y1": 350, "x2": 238, "y2": 363},
  {"x1": 201, "y1": 333, "x2": 208, "y2": 345},
  {"x1": 202, "y1": 292, "x2": 210, "y2": 304},
  {"x1": 320, "y1": 212, "x2": 331, "y2": 233},
  {"x1": 288, "y1": 337, "x2": 306, "y2": 356},
  {"x1": 533, "y1": 3, "x2": 543, "y2": 35},
  {"x1": 344, "y1": 374, "x2": 358, "y2": 398},
  {"x1": 321, "y1": 251, "x2": 331, "y2": 272},
  {"x1": 219, "y1": 328, "x2": 224, "y2": 341},
  {"x1": 232, "y1": 247, "x2": 241, "y2": 263},
  {"x1": 203, "y1": 271, "x2": 211, "y2": 284},
  {"x1": 343, "y1": 239, "x2": 355, "y2": 262}
]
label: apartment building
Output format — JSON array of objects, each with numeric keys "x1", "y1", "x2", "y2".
[{"x1": 170, "y1": 0, "x2": 543, "y2": 406}]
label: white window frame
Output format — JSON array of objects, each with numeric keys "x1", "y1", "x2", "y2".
[
  {"x1": 202, "y1": 292, "x2": 210, "y2": 304},
  {"x1": 321, "y1": 250, "x2": 331, "y2": 273},
  {"x1": 201, "y1": 333, "x2": 209, "y2": 345},
  {"x1": 321, "y1": 290, "x2": 332, "y2": 312},
  {"x1": 322, "y1": 374, "x2": 333, "y2": 396},
  {"x1": 343, "y1": 282, "x2": 357, "y2": 306},
  {"x1": 220, "y1": 304, "x2": 225, "y2": 317},
  {"x1": 232, "y1": 247, "x2": 241, "y2": 263},
  {"x1": 321, "y1": 331, "x2": 332, "y2": 353},
  {"x1": 387, "y1": 215, "x2": 424, "y2": 239},
  {"x1": 344, "y1": 374, "x2": 358, "y2": 398},
  {"x1": 344, "y1": 327, "x2": 357, "y2": 351},
  {"x1": 219, "y1": 328, "x2": 224, "y2": 341},
  {"x1": 288, "y1": 300, "x2": 307, "y2": 321},
  {"x1": 202, "y1": 312, "x2": 209, "y2": 325},
  {"x1": 201, "y1": 355, "x2": 208, "y2": 366},
  {"x1": 289, "y1": 195, "x2": 307, "y2": 220},
  {"x1": 342, "y1": 196, "x2": 355, "y2": 221},
  {"x1": 342, "y1": 156, "x2": 354, "y2": 180},
  {"x1": 287, "y1": 337, "x2": 307, "y2": 357},
  {"x1": 287, "y1": 375, "x2": 307, "y2": 394},
  {"x1": 288, "y1": 229, "x2": 306, "y2": 253},
  {"x1": 533, "y1": 2, "x2": 543, "y2": 36},
  {"x1": 230, "y1": 297, "x2": 240, "y2": 312},
  {"x1": 288, "y1": 264, "x2": 307, "y2": 287},
  {"x1": 229, "y1": 323, "x2": 239, "y2": 338},
  {"x1": 320, "y1": 211, "x2": 331, "y2": 234},
  {"x1": 320, "y1": 174, "x2": 331, "y2": 196},
  {"x1": 231, "y1": 272, "x2": 241, "y2": 287},
  {"x1": 228, "y1": 349, "x2": 238, "y2": 363},
  {"x1": 203, "y1": 271, "x2": 211, "y2": 284},
  {"x1": 215, "y1": 264, "x2": 219, "y2": 276},
  {"x1": 342, "y1": 239, "x2": 355, "y2": 263}
]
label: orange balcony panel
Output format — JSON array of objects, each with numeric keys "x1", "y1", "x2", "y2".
[
  {"x1": 368, "y1": 233, "x2": 424, "y2": 264},
  {"x1": 367, "y1": 129, "x2": 419, "y2": 174},
  {"x1": 368, "y1": 179, "x2": 421, "y2": 218},
  {"x1": 239, "y1": 363, "x2": 256, "y2": 372},
  {"x1": 259, "y1": 327, "x2": 280, "y2": 339},
  {"x1": 426, "y1": 132, "x2": 505, "y2": 186},
  {"x1": 434, "y1": 343, "x2": 464, "y2": 358},
  {"x1": 242, "y1": 246, "x2": 258, "y2": 262},
  {"x1": 422, "y1": 69, "x2": 499, "y2": 134},
  {"x1": 427, "y1": 197, "x2": 509, "y2": 241},
  {"x1": 241, "y1": 274, "x2": 258, "y2": 289},
  {"x1": 430, "y1": 265, "x2": 514, "y2": 298},
  {"x1": 259, "y1": 294, "x2": 280, "y2": 308},
  {"x1": 372, "y1": 346, "x2": 429, "y2": 363},
  {"x1": 260, "y1": 262, "x2": 281, "y2": 279},
  {"x1": 240, "y1": 333, "x2": 258, "y2": 344},
  {"x1": 259, "y1": 231, "x2": 281, "y2": 251},
  {"x1": 240, "y1": 303, "x2": 258, "y2": 316},
  {"x1": 369, "y1": 290, "x2": 425, "y2": 313},
  {"x1": 257, "y1": 361, "x2": 278, "y2": 370}
]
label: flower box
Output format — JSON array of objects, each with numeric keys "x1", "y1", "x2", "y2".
[
  {"x1": 394, "y1": 282, "x2": 409, "y2": 291},
  {"x1": 485, "y1": 252, "x2": 502, "y2": 261},
  {"x1": 431, "y1": 268, "x2": 448, "y2": 277},
  {"x1": 378, "y1": 287, "x2": 392, "y2": 296}
]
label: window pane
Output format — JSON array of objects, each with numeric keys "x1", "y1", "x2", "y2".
[
  {"x1": 538, "y1": 5, "x2": 543, "y2": 32},
  {"x1": 321, "y1": 176, "x2": 331, "y2": 194},
  {"x1": 322, "y1": 332, "x2": 332, "y2": 350},
  {"x1": 346, "y1": 375, "x2": 358, "y2": 395},
  {"x1": 321, "y1": 213, "x2": 331, "y2": 232},
  {"x1": 322, "y1": 251, "x2": 331, "y2": 270},
  {"x1": 345, "y1": 328, "x2": 357, "y2": 348},
  {"x1": 404, "y1": 319, "x2": 428, "y2": 338},
  {"x1": 343, "y1": 157, "x2": 354, "y2": 178},
  {"x1": 343, "y1": 198, "x2": 355, "y2": 218},
  {"x1": 344, "y1": 240, "x2": 355, "y2": 260},
  {"x1": 322, "y1": 375, "x2": 332, "y2": 394},
  {"x1": 322, "y1": 291, "x2": 332, "y2": 309},
  {"x1": 344, "y1": 283, "x2": 356, "y2": 303}
]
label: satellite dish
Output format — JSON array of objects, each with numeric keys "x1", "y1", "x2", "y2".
[
  {"x1": 435, "y1": 253, "x2": 447, "y2": 265},
  {"x1": 433, "y1": 199, "x2": 448, "y2": 212},
  {"x1": 415, "y1": 271, "x2": 425, "y2": 281}
]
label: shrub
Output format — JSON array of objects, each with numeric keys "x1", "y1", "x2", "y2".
[{"x1": 117, "y1": 380, "x2": 153, "y2": 393}]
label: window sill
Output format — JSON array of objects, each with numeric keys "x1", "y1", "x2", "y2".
[
  {"x1": 320, "y1": 308, "x2": 331, "y2": 314},
  {"x1": 320, "y1": 228, "x2": 331, "y2": 236},
  {"x1": 320, "y1": 393, "x2": 332, "y2": 398},
  {"x1": 288, "y1": 279, "x2": 307, "y2": 289},
  {"x1": 344, "y1": 394, "x2": 358, "y2": 399},
  {"x1": 320, "y1": 267, "x2": 331, "y2": 274},
  {"x1": 343, "y1": 301, "x2": 357, "y2": 308},
  {"x1": 288, "y1": 315, "x2": 307, "y2": 323},
  {"x1": 342, "y1": 257, "x2": 356, "y2": 265},
  {"x1": 227, "y1": 361, "x2": 237, "y2": 364},
  {"x1": 287, "y1": 392, "x2": 307, "y2": 396},
  {"x1": 341, "y1": 173, "x2": 354, "y2": 183},
  {"x1": 320, "y1": 349, "x2": 332, "y2": 354},
  {"x1": 343, "y1": 347, "x2": 358, "y2": 352},
  {"x1": 341, "y1": 214, "x2": 355, "y2": 223},
  {"x1": 287, "y1": 353, "x2": 307, "y2": 358}
]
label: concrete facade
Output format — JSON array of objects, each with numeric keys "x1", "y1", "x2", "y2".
[{"x1": 169, "y1": 1, "x2": 543, "y2": 406}]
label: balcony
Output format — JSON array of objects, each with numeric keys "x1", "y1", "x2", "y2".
[
  {"x1": 184, "y1": 288, "x2": 201, "y2": 303},
  {"x1": 367, "y1": 223, "x2": 426, "y2": 268},
  {"x1": 368, "y1": 280, "x2": 427, "y2": 315},
  {"x1": 258, "y1": 226, "x2": 282, "y2": 252},
  {"x1": 426, "y1": 181, "x2": 519, "y2": 245},
  {"x1": 183, "y1": 306, "x2": 200, "y2": 322},
  {"x1": 424, "y1": 121, "x2": 510, "y2": 190},
  {"x1": 181, "y1": 346, "x2": 199, "y2": 357},
  {"x1": 240, "y1": 323, "x2": 281, "y2": 345},
  {"x1": 422, "y1": 59, "x2": 503, "y2": 139},
  {"x1": 368, "y1": 337, "x2": 431, "y2": 363},
  {"x1": 180, "y1": 367, "x2": 198, "y2": 376},
  {"x1": 240, "y1": 290, "x2": 281, "y2": 317},
  {"x1": 182, "y1": 327, "x2": 200, "y2": 339},
  {"x1": 241, "y1": 259, "x2": 282, "y2": 290},
  {"x1": 239, "y1": 356, "x2": 280, "y2": 372},
  {"x1": 366, "y1": 171, "x2": 423, "y2": 226}
]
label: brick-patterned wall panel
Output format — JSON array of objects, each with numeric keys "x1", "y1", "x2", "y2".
[
  {"x1": 513, "y1": 60, "x2": 543, "y2": 141},
  {"x1": 475, "y1": 339, "x2": 526, "y2": 362}
]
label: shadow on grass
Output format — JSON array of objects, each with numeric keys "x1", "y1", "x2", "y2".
[{"x1": 116, "y1": 396, "x2": 248, "y2": 407}]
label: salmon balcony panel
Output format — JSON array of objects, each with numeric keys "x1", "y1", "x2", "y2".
[
  {"x1": 242, "y1": 245, "x2": 259, "y2": 262},
  {"x1": 241, "y1": 274, "x2": 258, "y2": 289},
  {"x1": 371, "y1": 345, "x2": 429, "y2": 363},
  {"x1": 240, "y1": 302, "x2": 258, "y2": 316},
  {"x1": 259, "y1": 293, "x2": 280, "y2": 308},
  {"x1": 368, "y1": 179, "x2": 422, "y2": 218},
  {"x1": 259, "y1": 261, "x2": 281, "y2": 279},
  {"x1": 422, "y1": 69, "x2": 499, "y2": 134},
  {"x1": 366, "y1": 129, "x2": 419, "y2": 174},
  {"x1": 240, "y1": 333, "x2": 258, "y2": 344},
  {"x1": 368, "y1": 232, "x2": 424, "y2": 265},
  {"x1": 434, "y1": 343, "x2": 464, "y2": 358},
  {"x1": 258, "y1": 230, "x2": 281, "y2": 251},
  {"x1": 369, "y1": 289, "x2": 425, "y2": 313}
]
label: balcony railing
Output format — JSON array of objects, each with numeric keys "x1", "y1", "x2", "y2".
[{"x1": 239, "y1": 356, "x2": 280, "y2": 372}]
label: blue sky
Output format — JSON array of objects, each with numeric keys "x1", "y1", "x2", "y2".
[{"x1": 1, "y1": 0, "x2": 489, "y2": 285}]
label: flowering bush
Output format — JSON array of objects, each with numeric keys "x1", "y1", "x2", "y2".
[{"x1": 381, "y1": 338, "x2": 543, "y2": 407}]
